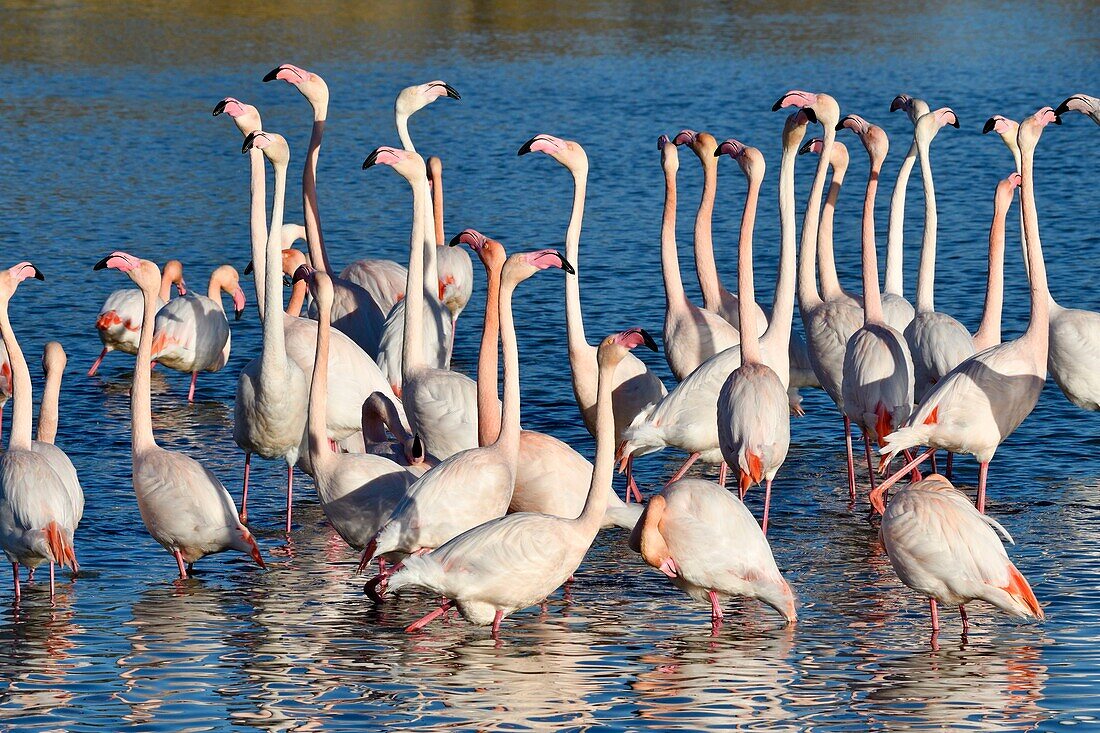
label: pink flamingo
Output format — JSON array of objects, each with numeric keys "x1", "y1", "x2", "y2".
[
  {"x1": 1055, "y1": 93, "x2": 1100, "y2": 125},
  {"x1": 359, "y1": 391, "x2": 436, "y2": 477},
  {"x1": 715, "y1": 139, "x2": 790, "y2": 534},
  {"x1": 799, "y1": 136, "x2": 862, "y2": 309},
  {"x1": 878, "y1": 108, "x2": 1060, "y2": 513},
  {"x1": 0, "y1": 262, "x2": 78, "y2": 602},
  {"x1": 95, "y1": 251, "x2": 264, "y2": 577},
  {"x1": 389, "y1": 329, "x2": 652, "y2": 637}
]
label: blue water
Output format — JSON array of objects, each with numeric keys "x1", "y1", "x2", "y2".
[{"x1": 0, "y1": 1, "x2": 1098, "y2": 730}]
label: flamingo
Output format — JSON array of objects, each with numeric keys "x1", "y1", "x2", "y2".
[
  {"x1": 800, "y1": 136, "x2": 862, "y2": 309},
  {"x1": 151, "y1": 265, "x2": 246, "y2": 402},
  {"x1": 34, "y1": 341, "x2": 84, "y2": 543},
  {"x1": 629, "y1": 478, "x2": 796, "y2": 629},
  {"x1": 0, "y1": 342, "x2": 10, "y2": 444},
  {"x1": 89, "y1": 259, "x2": 185, "y2": 376},
  {"x1": 387, "y1": 329, "x2": 651, "y2": 637},
  {"x1": 773, "y1": 90, "x2": 865, "y2": 500},
  {"x1": 429, "y1": 155, "x2": 474, "y2": 335},
  {"x1": 621, "y1": 114, "x2": 807, "y2": 490},
  {"x1": 879, "y1": 108, "x2": 1060, "y2": 513},
  {"x1": 359, "y1": 391, "x2": 436, "y2": 477},
  {"x1": 363, "y1": 146, "x2": 475, "y2": 459},
  {"x1": 837, "y1": 114, "x2": 915, "y2": 494},
  {"x1": 881, "y1": 93, "x2": 931, "y2": 333},
  {"x1": 0, "y1": 262, "x2": 78, "y2": 602},
  {"x1": 869, "y1": 474, "x2": 1042, "y2": 639},
  {"x1": 905, "y1": 107, "x2": 975, "y2": 402},
  {"x1": 715, "y1": 139, "x2": 790, "y2": 534},
  {"x1": 95, "y1": 252, "x2": 264, "y2": 577},
  {"x1": 281, "y1": 247, "x2": 310, "y2": 317},
  {"x1": 262, "y1": 64, "x2": 387, "y2": 357},
  {"x1": 362, "y1": 244, "x2": 572, "y2": 597},
  {"x1": 517, "y1": 133, "x2": 667, "y2": 502},
  {"x1": 452, "y1": 229, "x2": 642, "y2": 531},
  {"x1": 1055, "y1": 93, "x2": 1100, "y2": 125},
  {"x1": 291, "y1": 266, "x2": 417, "y2": 557}
]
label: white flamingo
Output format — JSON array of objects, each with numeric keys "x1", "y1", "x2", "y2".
[
  {"x1": 151, "y1": 265, "x2": 246, "y2": 402},
  {"x1": 804, "y1": 136, "x2": 862, "y2": 309},
  {"x1": 0, "y1": 263, "x2": 78, "y2": 602},
  {"x1": 359, "y1": 391, "x2": 436, "y2": 477},
  {"x1": 89, "y1": 259, "x2": 185, "y2": 376},
  {"x1": 879, "y1": 108, "x2": 1060, "y2": 513},
  {"x1": 388, "y1": 329, "x2": 651, "y2": 636},
  {"x1": 1055, "y1": 93, "x2": 1100, "y2": 125},
  {"x1": 427, "y1": 155, "x2": 474, "y2": 332},
  {"x1": 517, "y1": 133, "x2": 667, "y2": 501},
  {"x1": 94, "y1": 251, "x2": 264, "y2": 578},
  {"x1": 34, "y1": 341, "x2": 84, "y2": 543},
  {"x1": 716, "y1": 139, "x2": 791, "y2": 534}
]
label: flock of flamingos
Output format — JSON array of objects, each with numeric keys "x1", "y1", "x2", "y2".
[{"x1": 0, "y1": 64, "x2": 1097, "y2": 643}]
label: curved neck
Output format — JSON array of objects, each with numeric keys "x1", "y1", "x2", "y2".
[
  {"x1": 737, "y1": 174, "x2": 763, "y2": 364},
  {"x1": 564, "y1": 168, "x2": 589, "y2": 356},
  {"x1": 260, "y1": 163, "x2": 289, "y2": 374},
  {"x1": 477, "y1": 257, "x2": 503, "y2": 446},
  {"x1": 157, "y1": 271, "x2": 174, "y2": 303},
  {"x1": 286, "y1": 279, "x2": 306, "y2": 317},
  {"x1": 915, "y1": 137, "x2": 938, "y2": 312},
  {"x1": 0, "y1": 303, "x2": 33, "y2": 451},
  {"x1": 798, "y1": 129, "x2": 834, "y2": 309},
  {"x1": 396, "y1": 112, "x2": 414, "y2": 152},
  {"x1": 692, "y1": 156, "x2": 723, "y2": 310},
  {"x1": 884, "y1": 141, "x2": 917, "y2": 296},
  {"x1": 131, "y1": 282, "x2": 158, "y2": 452},
  {"x1": 401, "y1": 176, "x2": 431, "y2": 375},
  {"x1": 577, "y1": 357, "x2": 617, "y2": 531},
  {"x1": 661, "y1": 163, "x2": 686, "y2": 305},
  {"x1": 494, "y1": 273, "x2": 522, "y2": 457},
  {"x1": 248, "y1": 149, "x2": 268, "y2": 318},
  {"x1": 763, "y1": 138, "x2": 798, "y2": 348},
  {"x1": 1019, "y1": 139, "x2": 1050, "y2": 342},
  {"x1": 303, "y1": 118, "x2": 333, "y2": 273},
  {"x1": 206, "y1": 276, "x2": 226, "y2": 313},
  {"x1": 973, "y1": 191, "x2": 1010, "y2": 349},
  {"x1": 37, "y1": 359, "x2": 62, "y2": 444},
  {"x1": 817, "y1": 164, "x2": 846, "y2": 300},
  {"x1": 430, "y1": 161, "x2": 445, "y2": 246},
  {"x1": 308, "y1": 292, "x2": 334, "y2": 473},
  {"x1": 860, "y1": 156, "x2": 885, "y2": 323}
]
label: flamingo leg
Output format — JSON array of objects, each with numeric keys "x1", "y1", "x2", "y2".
[
  {"x1": 902, "y1": 449, "x2": 922, "y2": 482},
  {"x1": 87, "y1": 347, "x2": 108, "y2": 377},
  {"x1": 946, "y1": 452, "x2": 954, "y2": 480},
  {"x1": 929, "y1": 598, "x2": 940, "y2": 632},
  {"x1": 27, "y1": 567, "x2": 35, "y2": 582},
  {"x1": 718, "y1": 462, "x2": 728, "y2": 489},
  {"x1": 844, "y1": 416, "x2": 856, "y2": 502},
  {"x1": 491, "y1": 609, "x2": 504, "y2": 638},
  {"x1": 405, "y1": 598, "x2": 452, "y2": 633},
  {"x1": 708, "y1": 589, "x2": 724, "y2": 622},
  {"x1": 976, "y1": 462, "x2": 989, "y2": 513},
  {"x1": 285, "y1": 463, "x2": 294, "y2": 534},
  {"x1": 665, "y1": 453, "x2": 700, "y2": 486},
  {"x1": 239, "y1": 452, "x2": 251, "y2": 524},
  {"x1": 624, "y1": 455, "x2": 643, "y2": 504},
  {"x1": 187, "y1": 372, "x2": 198, "y2": 403},
  {"x1": 49, "y1": 562, "x2": 55, "y2": 603},
  {"x1": 762, "y1": 478, "x2": 773, "y2": 535},
  {"x1": 930, "y1": 450, "x2": 938, "y2": 475},
  {"x1": 11, "y1": 562, "x2": 19, "y2": 603},
  {"x1": 174, "y1": 549, "x2": 188, "y2": 580},
  {"x1": 863, "y1": 436, "x2": 877, "y2": 492},
  {"x1": 875, "y1": 448, "x2": 935, "y2": 497},
  {"x1": 959, "y1": 604, "x2": 969, "y2": 635},
  {"x1": 377, "y1": 558, "x2": 387, "y2": 575}
]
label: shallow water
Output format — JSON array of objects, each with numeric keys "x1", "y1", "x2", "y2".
[{"x1": 0, "y1": 1, "x2": 1098, "y2": 730}]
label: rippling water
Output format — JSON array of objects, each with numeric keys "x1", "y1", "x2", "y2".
[{"x1": 0, "y1": 1, "x2": 1098, "y2": 730}]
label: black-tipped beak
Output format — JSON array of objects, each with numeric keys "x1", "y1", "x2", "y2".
[
  {"x1": 557, "y1": 253, "x2": 576, "y2": 275},
  {"x1": 235, "y1": 307, "x2": 244, "y2": 321},
  {"x1": 712, "y1": 146, "x2": 722, "y2": 158},
  {"x1": 443, "y1": 83, "x2": 460, "y2": 100},
  {"x1": 93, "y1": 256, "x2": 111, "y2": 271},
  {"x1": 262, "y1": 66, "x2": 281, "y2": 82},
  {"x1": 242, "y1": 130, "x2": 261, "y2": 154},
  {"x1": 949, "y1": 116, "x2": 960, "y2": 129},
  {"x1": 212, "y1": 99, "x2": 228, "y2": 116},
  {"x1": 1054, "y1": 101, "x2": 1071, "y2": 116},
  {"x1": 244, "y1": 260, "x2": 254, "y2": 275},
  {"x1": 771, "y1": 97, "x2": 784, "y2": 112},
  {"x1": 889, "y1": 95, "x2": 907, "y2": 113},
  {"x1": 834, "y1": 121, "x2": 844, "y2": 132},
  {"x1": 638, "y1": 328, "x2": 658, "y2": 352},
  {"x1": 517, "y1": 136, "x2": 538, "y2": 156},
  {"x1": 362, "y1": 149, "x2": 381, "y2": 169},
  {"x1": 447, "y1": 232, "x2": 462, "y2": 247},
  {"x1": 797, "y1": 141, "x2": 814, "y2": 155},
  {"x1": 982, "y1": 117, "x2": 997, "y2": 134},
  {"x1": 1053, "y1": 115, "x2": 1062, "y2": 125},
  {"x1": 411, "y1": 434, "x2": 425, "y2": 461},
  {"x1": 30, "y1": 267, "x2": 44, "y2": 281},
  {"x1": 803, "y1": 108, "x2": 818, "y2": 124}
]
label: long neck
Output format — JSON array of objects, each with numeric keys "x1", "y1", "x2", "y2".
[
  {"x1": 260, "y1": 163, "x2": 289, "y2": 375},
  {"x1": 37, "y1": 361, "x2": 61, "y2": 444},
  {"x1": 157, "y1": 272, "x2": 173, "y2": 302},
  {"x1": 1019, "y1": 138, "x2": 1050, "y2": 344},
  {"x1": 396, "y1": 112, "x2": 414, "y2": 152},
  {"x1": 884, "y1": 141, "x2": 917, "y2": 296},
  {"x1": 308, "y1": 293, "x2": 333, "y2": 473},
  {"x1": 286, "y1": 279, "x2": 306, "y2": 317},
  {"x1": 798, "y1": 129, "x2": 833, "y2": 309},
  {"x1": 401, "y1": 176, "x2": 430, "y2": 374},
  {"x1": 692, "y1": 155, "x2": 723, "y2": 310},
  {"x1": 860, "y1": 155, "x2": 885, "y2": 324},
  {"x1": 817, "y1": 164, "x2": 845, "y2": 300},
  {"x1": 737, "y1": 174, "x2": 763, "y2": 364},
  {"x1": 0, "y1": 304, "x2": 33, "y2": 451},
  {"x1": 477, "y1": 258, "x2": 503, "y2": 446},
  {"x1": 973, "y1": 192, "x2": 1009, "y2": 349},
  {"x1": 564, "y1": 168, "x2": 589, "y2": 356},
  {"x1": 421, "y1": 186, "x2": 440, "y2": 302},
  {"x1": 249, "y1": 149, "x2": 268, "y2": 317},
  {"x1": 661, "y1": 163, "x2": 687, "y2": 305},
  {"x1": 130, "y1": 283, "x2": 158, "y2": 453},
  {"x1": 430, "y1": 161, "x2": 445, "y2": 246},
  {"x1": 303, "y1": 117, "x2": 333, "y2": 273},
  {"x1": 763, "y1": 139, "x2": 798, "y2": 350},
  {"x1": 494, "y1": 274, "x2": 522, "y2": 458},
  {"x1": 576, "y1": 358, "x2": 617, "y2": 531},
  {"x1": 206, "y1": 277, "x2": 226, "y2": 313},
  {"x1": 915, "y1": 136, "x2": 938, "y2": 312}
]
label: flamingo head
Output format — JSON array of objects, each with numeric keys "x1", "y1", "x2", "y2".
[
  {"x1": 995, "y1": 172, "x2": 1022, "y2": 208},
  {"x1": 212, "y1": 265, "x2": 246, "y2": 320},
  {"x1": 517, "y1": 134, "x2": 588, "y2": 174},
  {"x1": 838, "y1": 114, "x2": 889, "y2": 162},
  {"x1": 42, "y1": 341, "x2": 66, "y2": 378},
  {"x1": 798, "y1": 137, "x2": 824, "y2": 156},
  {"x1": 890, "y1": 94, "x2": 929, "y2": 124},
  {"x1": 983, "y1": 114, "x2": 1018, "y2": 138},
  {"x1": 500, "y1": 249, "x2": 573, "y2": 289},
  {"x1": 263, "y1": 63, "x2": 329, "y2": 109},
  {"x1": 242, "y1": 130, "x2": 290, "y2": 166},
  {"x1": 395, "y1": 80, "x2": 460, "y2": 118},
  {"x1": 363, "y1": 146, "x2": 427, "y2": 183},
  {"x1": 781, "y1": 110, "x2": 810, "y2": 150},
  {"x1": 448, "y1": 229, "x2": 506, "y2": 270},
  {"x1": 1018, "y1": 106, "x2": 1061, "y2": 149},
  {"x1": 715, "y1": 138, "x2": 765, "y2": 180},
  {"x1": 406, "y1": 434, "x2": 427, "y2": 467},
  {"x1": 680, "y1": 130, "x2": 719, "y2": 165},
  {"x1": 658, "y1": 134, "x2": 680, "y2": 172},
  {"x1": 163, "y1": 259, "x2": 186, "y2": 296},
  {"x1": 212, "y1": 97, "x2": 262, "y2": 136},
  {"x1": 281, "y1": 247, "x2": 309, "y2": 277},
  {"x1": 1054, "y1": 93, "x2": 1097, "y2": 118},
  {"x1": 773, "y1": 90, "x2": 839, "y2": 129},
  {"x1": 94, "y1": 251, "x2": 160, "y2": 293},
  {"x1": 914, "y1": 107, "x2": 959, "y2": 145},
  {"x1": 0, "y1": 261, "x2": 44, "y2": 301},
  {"x1": 631, "y1": 494, "x2": 677, "y2": 576},
  {"x1": 293, "y1": 264, "x2": 333, "y2": 314}
]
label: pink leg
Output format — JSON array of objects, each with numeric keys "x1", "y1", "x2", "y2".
[
  {"x1": 929, "y1": 598, "x2": 940, "y2": 632},
  {"x1": 285, "y1": 463, "x2": 294, "y2": 534},
  {"x1": 624, "y1": 455, "x2": 643, "y2": 503},
  {"x1": 863, "y1": 436, "x2": 877, "y2": 491},
  {"x1": 87, "y1": 347, "x2": 108, "y2": 377},
  {"x1": 875, "y1": 448, "x2": 935, "y2": 497},
  {"x1": 959, "y1": 604, "x2": 969, "y2": 634},
  {"x1": 174, "y1": 549, "x2": 188, "y2": 579},
  {"x1": 187, "y1": 372, "x2": 198, "y2": 402},
  {"x1": 491, "y1": 609, "x2": 504, "y2": 638},
  {"x1": 902, "y1": 449, "x2": 922, "y2": 482},
  {"x1": 377, "y1": 558, "x2": 388, "y2": 575},
  {"x1": 665, "y1": 453, "x2": 701, "y2": 486},
  {"x1": 761, "y1": 478, "x2": 773, "y2": 535},
  {"x1": 27, "y1": 567, "x2": 35, "y2": 582},
  {"x1": 708, "y1": 589, "x2": 724, "y2": 622},
  {"x1": 976, "y1": 462, "x2": 989, "y2": 513},
  {"x1": 239, "y1": 452, "x2": 251, "y2": 524},
  {"x1": 946, "y1": 452, "x2": 955, "y2": 480},
  {"x1": 49, "y1": 563, "x2": 55, "y2": 603},
  {"x1": 718, "y1": 462, "x2": 728, "y2": 489},
  {"x1": 844, "y1": 416, "x2": 856, "y2": 502},
  {"x1": 11, "y1": 562, "x2": 19, "y2": 603},
  {"x1": 930, "y1": 450, "x2": 938, "y2": 475},
  {"x1": 405, "y1": 599, "x2": 452, "y2": 633}
]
